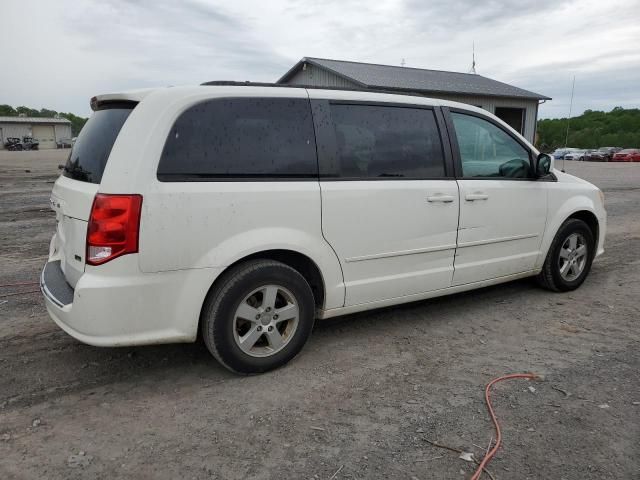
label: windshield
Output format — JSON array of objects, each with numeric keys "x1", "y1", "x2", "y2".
[{"x1": 62, "y1": 105, "x2": 134, "y2": 183}]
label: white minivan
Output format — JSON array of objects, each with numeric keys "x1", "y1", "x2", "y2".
[{"x1": 41, "y1": 83, "x2": 606, "y2": 374}]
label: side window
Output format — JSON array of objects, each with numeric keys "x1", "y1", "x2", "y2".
[
  {"x1": 451, "y1": 112, "x2": 531, "y2": 179},
  {"x1": 326, "y1": 104, "x2": 446, "y2": 179},
  {"x1": 158, "y1": 97, "x2": 317, "y2": 180}
]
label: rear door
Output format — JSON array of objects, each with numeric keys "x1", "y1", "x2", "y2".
[
  {"x1": 310, "y1": 96, "x2": 459, "y2": 306},
  {"x1": 444, "y1": 108, "x2": 547, "y2": 285},
  {"x1": 51, "y1": 105, "x2": 134, "y2": 287}
]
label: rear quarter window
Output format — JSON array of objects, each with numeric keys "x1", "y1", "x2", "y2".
[
  {"x1": 63, "y1": 106, "x2": 134, "y2": 184},
  {"x1": 157, "y1": 97, "x2": 318, "y2": 180}
]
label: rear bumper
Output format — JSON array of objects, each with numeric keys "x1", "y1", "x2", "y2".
[
  {"x1": 41, "y1": 261, "x2": 74, "y2": 307},
  {"x1": 41, "y1": 258, "x2": 222, "y2": 347}
]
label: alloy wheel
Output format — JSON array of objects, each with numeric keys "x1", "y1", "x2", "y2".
[
  {"x1": 232, "y1": 285, "x2": 300, "y2": 357},
  {"x1": 558, "y1": 233, "x2": 588, "y2": 281}
]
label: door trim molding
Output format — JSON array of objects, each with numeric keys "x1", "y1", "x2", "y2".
[
  {"x1": 457, "y1": 232, "x2": 538, "y2": 248},
  {"x1": 345, "y1": 243, "x2": 457, "y2": 263}
]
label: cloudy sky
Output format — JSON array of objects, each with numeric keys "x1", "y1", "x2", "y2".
[{"x1": 1, "y1": 0, "x2": 639, "y2": 118}]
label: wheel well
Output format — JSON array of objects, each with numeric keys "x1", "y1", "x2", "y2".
[
  {"x1": 216, "y1": 250, "x2": 326, "y2": 310},
  {"x1": 568, "y1": 210, "x2": 599, "y2": 247}
]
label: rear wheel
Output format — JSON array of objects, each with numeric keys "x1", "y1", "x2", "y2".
[
  {"x1": 537, "y1": 218, "x2": 595, "y2": 292},
  {"x1": 201, "y1": 259, "x2": 315, "y2": 374}
]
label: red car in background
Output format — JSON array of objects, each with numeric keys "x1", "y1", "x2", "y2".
[{"x1": 611, "y1": 149, "x2": 640, "y2": 162}]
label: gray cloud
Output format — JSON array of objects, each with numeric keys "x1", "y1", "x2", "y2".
[
  {"x1": 402, "y1": 0, "x2": 573, "y2": 28},
  {"x1": 0, "y1": 0, "x2": 638, "y2": 118},
  {"x1": 67, "y1": 0, "x2": 290, "y2": 83}
]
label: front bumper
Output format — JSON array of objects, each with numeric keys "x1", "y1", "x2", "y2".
[{"x1": 41, "y1": 258, "x2": 222, "y2": 347}]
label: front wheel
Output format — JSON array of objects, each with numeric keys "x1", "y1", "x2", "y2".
[
  {"x1": 201, "y1": 259, "x2": 315, "y2": 374},
  {"x1": 537, "y1": 218, "x2": 595, "y2": 292}
]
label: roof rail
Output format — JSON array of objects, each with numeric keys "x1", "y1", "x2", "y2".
[
  {"x1": 199, "y1": 80, "x2": 425, "y2": 97},
  {"x1": 200, "y1": 80, "x2": 296, "y2": 87}
]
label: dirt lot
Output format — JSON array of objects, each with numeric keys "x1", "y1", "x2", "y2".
[{"x1": 1, "y1": 150, "x2": 639, "y2": 479}]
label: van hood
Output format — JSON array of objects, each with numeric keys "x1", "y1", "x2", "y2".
[{"x1": 553, "y1": 169, "x2": 598, "y2": 188}]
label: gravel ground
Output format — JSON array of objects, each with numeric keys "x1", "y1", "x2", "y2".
[{"x1": 0, "y1": 151, "x2": 639, "y2": 480}]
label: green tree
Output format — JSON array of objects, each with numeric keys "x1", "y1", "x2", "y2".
[
  {"x1": 39, "y1": 108, "x2": 58, "y2": 118},
  {"x1": 537, "y1": 107, "x2": 640, "y2": 150},
  {"x1": 0, "y1": 104, "x2": 17, "y2": 116},
  {"x1": 15, "y1": 106, "x2": 40, "y2": 117},
  {"x1": 60, "y1": 112, "x2": 88, "y2": 136}
]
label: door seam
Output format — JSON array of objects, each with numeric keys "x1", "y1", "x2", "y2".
[{"x1": 452, "y1": 179, "x2": 461, "y2": 283}]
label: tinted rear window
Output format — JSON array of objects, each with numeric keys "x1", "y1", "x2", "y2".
[
  {"x1": 157, "y1": 97, "x2": 317, "y2": 180},
  {"x1": 326, "y1": 104, "x2": 445, "y2": 179},
  {"x1": 62, "y1": 106, "x2": 133, "y2": 184}
]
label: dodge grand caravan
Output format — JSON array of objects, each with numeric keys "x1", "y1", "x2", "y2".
[{"x1": 41, "y1": 83, "x2": 606, "y2": 374}]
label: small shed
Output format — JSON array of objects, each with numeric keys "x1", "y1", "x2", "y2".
[
  {"x1": 0, "y1": 116, "x2": 72, "y2": 149},
  {"x1": 277, "y1": 57, "x2": 551, "y2": 144}
]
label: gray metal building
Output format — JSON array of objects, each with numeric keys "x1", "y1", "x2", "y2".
[
  {"x1": 0, "y1": 116, "x2": 72, "y2": 149},
  {"x1": 277, "y1": 57, "x2": 550, "y2": 143}
]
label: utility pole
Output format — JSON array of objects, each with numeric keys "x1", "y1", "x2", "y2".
[
  {"x1": 564, "y1": 76, "x2": 576, "y2": 148},
  {"x1": 563, "y1": 76, "x2": 576, "y2": 172}
]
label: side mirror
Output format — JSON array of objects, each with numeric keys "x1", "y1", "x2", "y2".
[{"x1": 535, "y1": 153, "x2": 552, "y2": 177}]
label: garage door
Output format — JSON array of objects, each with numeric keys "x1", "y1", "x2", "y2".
[{"x1": 32, "y1": 125, "x2": 56, "y2": 149}]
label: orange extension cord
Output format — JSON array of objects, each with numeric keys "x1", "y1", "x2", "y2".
[{"x1": 470, "y1": 373, "x2": 541, "y2": 480}]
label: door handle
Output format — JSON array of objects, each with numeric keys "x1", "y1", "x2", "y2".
[
  {"x1": 427, "y1": 195, "x2": 455, "y2": 203},
  {"x1": 465, "y1": 193, "x2": 489, "y2": 201}
]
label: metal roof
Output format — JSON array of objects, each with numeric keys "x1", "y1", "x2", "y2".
[
  {"x1": 278, "y1": 57, "x2": 551, "y2": 101},
  {"x1": 0, "y1": 116, "x2": 71, "y2": 124}
]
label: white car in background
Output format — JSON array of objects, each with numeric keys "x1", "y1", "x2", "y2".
[
  {"x1": 564, "y1": 149, "x2": 587, "y2": 161},
  {"x1": 41, "y1": 84, "x2": 606, "y2": 374}
]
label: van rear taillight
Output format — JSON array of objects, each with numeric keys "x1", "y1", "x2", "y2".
[{"x1": 86, "y1": 194, "x2": 142, "y2": 265}]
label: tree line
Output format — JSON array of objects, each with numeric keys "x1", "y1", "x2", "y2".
[
  {"x1": 0, "y1": 105, "x2": 87, "y2": 137},
  {"x1": 537, "y1": 107, "x2": 640, "y2": 151}
]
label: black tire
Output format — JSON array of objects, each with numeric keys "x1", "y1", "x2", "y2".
[
  {"x1": 537, "y1": 218, "x2": 595, "y2": 292},
  {"x1": 200, "y1": 259, "x2": 315, "y2": 374}
]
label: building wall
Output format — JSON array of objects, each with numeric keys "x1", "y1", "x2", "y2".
[
  {"x1": 429, "y1": 94, "x2": 538, "y2": 143},
  {"x1": 286, "y1": 64, "x2": 361, "y2": 89},
  {"x1": 0, "y1": 123, "x2": 32, "y2": 148},
  {"x1": 0, "y1": 122, "x2": 72, "y2": 149},
  {"x1": 283, "y1": 65, "x2": 539, "y2": 143},
  {"x1": 54, "y1": 124, "x2": 72, "y2": 140}
]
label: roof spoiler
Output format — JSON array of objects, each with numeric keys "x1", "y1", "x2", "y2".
[{"x1": 90, "y1": 89, "x2": 156, "y2": 111}]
